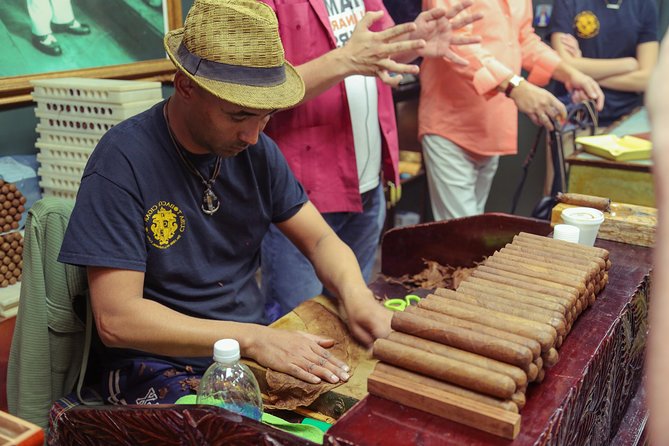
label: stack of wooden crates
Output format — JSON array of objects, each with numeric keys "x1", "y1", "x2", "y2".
[{"x1": 31, "y1": 77, "x2": 163, "y2": 200}]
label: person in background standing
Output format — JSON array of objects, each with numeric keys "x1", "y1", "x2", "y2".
[
  {"x1": 418, "y1": 0, "x2": 604, "y2": 222},
  {"x1": 548, "y1": 0, "x2": 658, "y2": 127},
  {"x1": 258, "y1": 0, "x2": 482, "y2": 321},
  {"x1": 27, "y1": 0, "x2": 90, "y2": 56}
]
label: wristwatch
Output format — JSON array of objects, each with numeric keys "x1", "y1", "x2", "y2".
[{"x1": 504, "y1": 75, "x2": 525, "y2": 97}]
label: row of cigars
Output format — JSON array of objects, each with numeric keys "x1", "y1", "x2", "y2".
[{"x1": 368, "y1": 232, "x2": 611, "y2": 439}]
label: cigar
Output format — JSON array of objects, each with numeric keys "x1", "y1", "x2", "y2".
[
  {"x1": 436, "y1": 288, "x2": 567, "y2": 337},
  {"x1": 541, "y1": 348, "x2": 559, "y2": 368},
  {"x1": 419, "y1": 295, "x2": 556, "y2": 353},
  {"x1": 387, "y1": 332, "x2": 528, "y2": 388},
  {"x1": 503, "y1": 243, "x2": 601, "y2": 278},
  {"x1": 498, "y1": 248, "x2": 594, "y2": 282},
  {"x1": 457, "y1": 280, "x2": 571, "y2": 321},
  {"x1": 512, "y1": 236, "x2": 607, "y2": 270},
  {"x1": 391, "y1": 311, "x2": 534, "y2": 368},
  {"x1": 406, "y1": 306, "x2": 541, "y2": 359},
  {"x1": 373, "y1": 338, "x2": 517, "y2": 399},
  {"x1": 373, "y1": 363, "x2": 520, "y2": 413},
  {"x1": 471, "y1": 268, "x2": 581, "y2": 310},
  {"x1": 477, "y1": 265, "x2": 583, "y2": 301},
  {"x1": 487, "y1": 253, "x2": 588, "y2": 292},
  {"x1": 517, "y1": 232, "x2": 609, "y2": 261},
  {"x1": 464, "y1": 275, "x2": 578, "y2": 318},
  {"x1": 556, "y1": 192, "x2": 611, "y2": 212}
]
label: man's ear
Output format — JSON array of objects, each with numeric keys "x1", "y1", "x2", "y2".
[{"x1": 173, "y1": 71, "x2": 197, "y2": 99}]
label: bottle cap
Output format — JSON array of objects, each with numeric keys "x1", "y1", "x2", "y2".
[
  {"x1": 553, "y1": 224, "x2": 580, "y2": 243},
  {"x1": 213, "y1": 338, "x2": 241, "y2": 363}
]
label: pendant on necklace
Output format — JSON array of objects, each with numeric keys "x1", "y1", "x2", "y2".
[
  {"x1": 202, "y1": 188, "x2": 220, "y2": 215},
  {"x1": 606, "y1": 3, "x2": 620, "y2": 9}
]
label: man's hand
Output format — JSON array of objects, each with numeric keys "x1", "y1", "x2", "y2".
[
  {"x1": 337, "y1": 287, "x2": 392, "y2": 347},
  {"x1": 559, "y1": 33, "x2": 582, "y2": 58},
  {"x1": 565, "y1": 70, "x2": 605, "y2": 111},
  {"x1": 245, "y1": 326, "x2": 351, "y2": 385},
  {"x1": 412, "y1": 1, "x2": 483, "y2": 64},
  {"x1": 339, "y1": 11, "x2": 426, "y2": 87},
  {"x1": 509, "y1": 81, "x2": 567, "y2": 131}
]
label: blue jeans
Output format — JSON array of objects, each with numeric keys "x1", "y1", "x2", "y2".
[{"x1": 261, "y1": 183, "x2": 386, "y2": 322}]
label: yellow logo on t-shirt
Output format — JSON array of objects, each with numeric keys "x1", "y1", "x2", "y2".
[
  {"x1": 145, "y1": 201, "x2": 186, "y2": 249},
  {"x1": 574, "y1": 11, "x2": 599, "y2": 38}
]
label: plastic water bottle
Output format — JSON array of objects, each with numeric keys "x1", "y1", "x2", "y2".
[{"x1": 197, "y1": 339, "x2": 263, "y2": 421}]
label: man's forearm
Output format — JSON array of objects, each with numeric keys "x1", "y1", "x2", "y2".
[{"x1": 598, "y1": 69, "x2": 653, "y2": 93}]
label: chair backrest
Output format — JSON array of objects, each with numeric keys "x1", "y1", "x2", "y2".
[{"x1": 7, "y1": 197, "x2": 89, "y2": 429}]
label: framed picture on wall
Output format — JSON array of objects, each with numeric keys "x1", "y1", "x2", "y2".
[
  {"x1": 534, "y1": 3, "x2": 553, "y2": 28},
  {"x1": 0, "y1": 0, "x2": 182, "y2": 106}
]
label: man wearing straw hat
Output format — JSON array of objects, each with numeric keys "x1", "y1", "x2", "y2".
[{"x1": 59, "y1": 0, "x2": 458, "y2": 405}]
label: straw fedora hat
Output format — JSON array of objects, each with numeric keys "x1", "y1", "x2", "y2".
[{"x1": 164, "y1": 0, "x2": 305, "y2": 109}]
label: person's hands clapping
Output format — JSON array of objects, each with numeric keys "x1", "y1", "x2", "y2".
[
  {"x1": 245, "y1": 326, "x2": 351, "y2": 385},
  {"x1": 412, "y1": 1, "x2": 483, "y2": 64},
  {"x1": 510, "y1": 81, "x2": 567, "y2": 131}
]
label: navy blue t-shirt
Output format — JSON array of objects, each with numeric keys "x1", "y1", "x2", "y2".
[
  {"x1": 548, "y1": 0, "x2": 658, "y2": 125},
  {"x1": 59, "y1": 100, "x2": 308, "y2": 370}
]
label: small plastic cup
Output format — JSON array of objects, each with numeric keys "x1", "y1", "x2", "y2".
[
  {"x1": 560, "y1": 207, "x2": 605, "y2": 246},
  {"x1": 553, "y1": 224, "x2": 580, "y2": 243}
]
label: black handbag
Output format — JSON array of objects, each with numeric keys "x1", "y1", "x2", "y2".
[{"x1": 511, "y1": 100, "x2": 599, "y2": 220}]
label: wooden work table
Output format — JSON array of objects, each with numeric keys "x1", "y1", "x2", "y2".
[{"x1": 329, "y1": 234, "x2": 651, "y2": 444}]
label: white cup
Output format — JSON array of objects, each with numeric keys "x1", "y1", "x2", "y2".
[
  {"x1": 560, "y1": 207, "x2": 605, "y2": 246},
  {"x1": 553, "y1": 224, "x2": 580, "y2": 243}
]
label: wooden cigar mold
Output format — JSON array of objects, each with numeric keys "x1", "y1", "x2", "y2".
[{"x1": 369, "y1": 233, "x2": 610, "y2": 440}]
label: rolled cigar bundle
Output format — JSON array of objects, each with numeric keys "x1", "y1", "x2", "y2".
[
  {"x1": 373, "y1": 363, "x2": 520, "y2": 413},
  {"x1": 542, "y1": 348, "x2": 559, "y2": 368},
  {"x1": 419, "y1": 295, "x2": 556, "y2": 352},
  {"x1": 477, "y1": 265, "x2": 583, "y2": 299},
  {"x1": 373, "y1": 338, "x2": 517, "y2": 399},
  {"x1": 503, "y1": 244, "x2": 601, "y2": 278},
  {"x1": 497, "y1": 248, "x2": 594, "y2": 282},
  {"x1": 436, "y1": 288, "x2": 567, "y2": 337},
  {"x1": 406, "y1": 305, "x2": 541, "y2": 359},
  {"x1": 391, "y1": 310, "x2": 534, "y2": 367},
  {"x1": 388, "y1": 332, "x2": 528, "y2": 388},
  {"x1": 471, "y1": 269, "x2": 578, "y2": 306},
  {"x1": 517, "y1": 232, "x2": 609, "y2": 261},
  {"x1": 465, "y1": 275, "x2": 578, "y2": 317},
  {"x1": 487, "y1": 254, "x2": 588, "y2": 292},
  {"x1": 556, "y1": 192, "x2": 611, "y2": 212},
  {"x1": 512, "y1": 237, "x2": 607, "y2": 270},
  {"x1": 457, "y1": 280, "x2": 570, "y2": 321}
]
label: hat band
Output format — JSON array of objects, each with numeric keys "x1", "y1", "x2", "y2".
[{"x1": 177, "y1": 42, "x2": 287, "y2": 87}]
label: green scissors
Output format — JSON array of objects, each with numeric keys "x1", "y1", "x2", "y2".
[{"x1": 384, "y1": 294, "x2": 421, "y2": 312}]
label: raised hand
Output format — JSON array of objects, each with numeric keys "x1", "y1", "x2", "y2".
[{"x1": 412, "y1": 1, "x2": 484, "y2": 64}]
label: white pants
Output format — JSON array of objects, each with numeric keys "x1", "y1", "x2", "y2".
[
  {"x1": 422, "y1": 134, "x2": 499, "y2": 221},
  {"x1": 28, "y1": 0, "x2": 75, "y2": 36}
]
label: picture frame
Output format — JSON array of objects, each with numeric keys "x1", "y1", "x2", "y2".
[{"x1": 0, "y1": 0, "x2": 183, "y2": 107}]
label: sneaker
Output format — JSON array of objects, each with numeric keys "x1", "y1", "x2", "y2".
[
  {"x1": 51, "y1": 20, "x2": 91, "y2": 35},
  {"x1": 31, "y1": 34, "x2": 62, "y2": 56}
]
